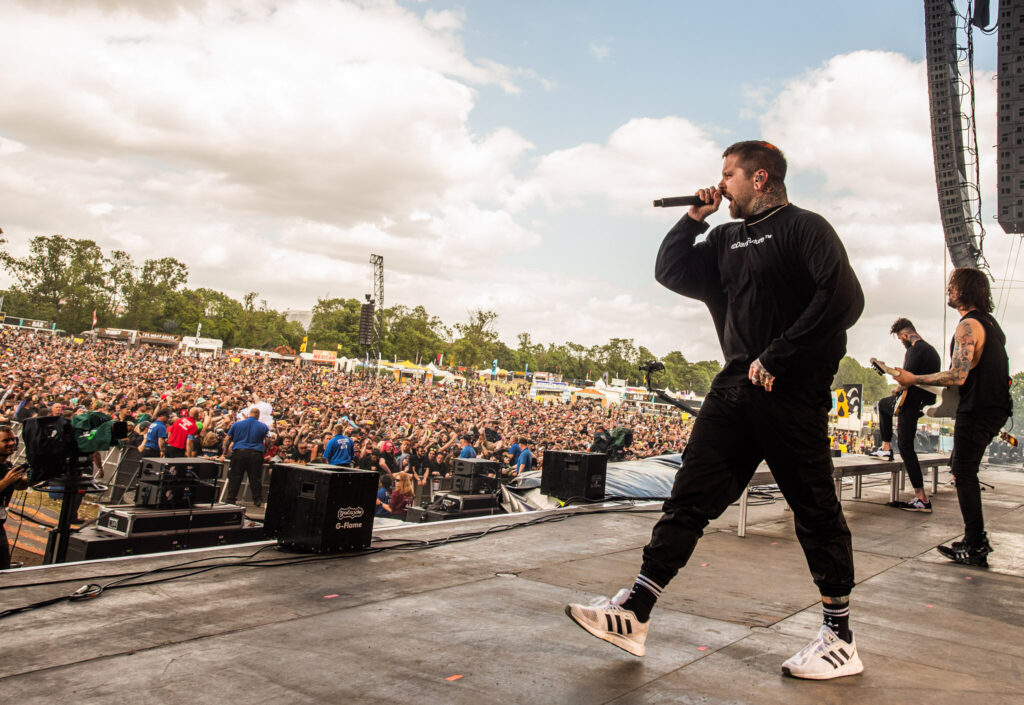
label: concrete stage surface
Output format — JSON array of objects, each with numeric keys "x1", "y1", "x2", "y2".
[{"x1": 2, "y1": 463, "x2": 1023, "y2": 704}]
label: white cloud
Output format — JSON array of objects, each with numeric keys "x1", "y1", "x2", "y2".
[
  {"x1": 511, "y1": 117, "x2": 723, "y2": 215},
  {"x1": 1, "y1": 8, "x2": 1020, "y2": 377},
  {"x1": 590, "y1": 41, "x2": 611, "y2": 61},
  {"x1": 758, "y1": 50, "x2": 1021, "y2": 370}
]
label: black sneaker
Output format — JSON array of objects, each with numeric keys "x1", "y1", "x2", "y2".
[
  {"x1": 937, "y1": 536, "x2": 993, "y2": 567},
  {"x1": 899, "y1": 498, "x2": 932, "y2": 513}
]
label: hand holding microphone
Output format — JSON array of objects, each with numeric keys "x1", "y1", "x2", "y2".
[{"x1": 653, "y1": 187, "x2": 722, "y2": 222}]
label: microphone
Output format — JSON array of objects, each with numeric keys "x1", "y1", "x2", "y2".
[{"x1": 652, "y1": 195, "x2": 709, "y2": 208}]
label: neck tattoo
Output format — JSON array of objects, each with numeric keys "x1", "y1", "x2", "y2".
[{"x1": 746, "y1": 202, "x2": 789, "y2": 227}]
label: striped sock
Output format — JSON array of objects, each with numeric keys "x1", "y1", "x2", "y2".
[
  {"x1": 621, "y1": 573, "x2": 662, "y2": 622},
  {"x1": 822, "y1": 600, "x2": 851, "y2": 642}
]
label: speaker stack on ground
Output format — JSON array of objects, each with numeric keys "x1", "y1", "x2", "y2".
[
  {"x1": 66, "y1": 457, "x2": 260, "y2": 561},
  {"x1": 263, "y1": 464, "x2": 378, "y2": 552},
  {"x1": 540, "y1": 450, "x2": 607, "y2": 502},
  {"x1": 136, "y1": 457, "x2": 222, "y2": 508},
  {"x1": 451, "y1": 457, "x2": 501, "y2": 494},
  {"x1": 405, "y1": 457, "x2": 504, "y2": 523}
]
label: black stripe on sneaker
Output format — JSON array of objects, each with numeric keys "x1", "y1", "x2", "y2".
[
  {"x1": 615, "y1": 615, "x2": 623, "y2": 634},
  {"x1": 830, "y1": 649, "x2": 845, "y2": 665},
  {"x1": 625, "y1": 618, "x2": 632, "y2": 635},
  {"x1": 820, "y1": 654, "x2": 839, "y2": 669},
  {"x1": 837, "y1": 647, "x2": 850, "y2": 660},
  {"x1": 605, "y1": 614, "x2": 613, "y2": 631}
]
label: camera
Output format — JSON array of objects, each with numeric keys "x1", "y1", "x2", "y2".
[{"x1": 638, "y1": 360, "x2": 664, "y2": 374}]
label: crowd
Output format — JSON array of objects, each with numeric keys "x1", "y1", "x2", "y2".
[{"x1": 0, "y1": 330, "x2": 697, "y2": 511}]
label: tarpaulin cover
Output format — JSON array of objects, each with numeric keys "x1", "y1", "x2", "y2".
[{"x1": 510, "y1": 454, "x2": 682, "y2": 501}]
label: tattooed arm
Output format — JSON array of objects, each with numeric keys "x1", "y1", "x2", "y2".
[{"x1": 892, "y1": 319, "x2": 984, "y2": 387}]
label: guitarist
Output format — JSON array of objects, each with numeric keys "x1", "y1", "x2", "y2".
[
  {"x1": 891, "y1": 268, "x2": 1012, "y2": 567},
  {"x1": 873, "y1": 318, "x2": 940, "y2": 512}
]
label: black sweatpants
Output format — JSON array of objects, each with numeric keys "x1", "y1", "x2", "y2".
[
  {"x1": 641, "y1": 385, "x2": 855, "y2": 597},
  {"x1": 951, "y1": 412, "x2": 1007, "y2": 546},
  {"x1": 877, "y1": 394, "x2": 926, "y2": 489},
  {"x1": 225, "y1": 449, "x2": 265, "y2": 505}
]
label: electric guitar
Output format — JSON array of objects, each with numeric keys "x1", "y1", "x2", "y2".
[{"x1": 869, "y1": 358, "x2": 960, "y2": 418}]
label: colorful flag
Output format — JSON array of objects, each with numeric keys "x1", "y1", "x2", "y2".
[{"x1": 91, "y1": 309, "x2": 97, "y2": 327}]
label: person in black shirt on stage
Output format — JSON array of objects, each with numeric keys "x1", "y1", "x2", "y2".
[
  {"x1": 892, "y1": 268, "x2": 1012, "y2": 567},
  {"x1": 566, "y1": 141, "x2": 866, "y2": 679},
  {"x1": 873, "y1": 318, "x2": 941, "y2": 511}
]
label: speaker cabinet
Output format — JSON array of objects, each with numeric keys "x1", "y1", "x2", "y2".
[
  {"x1": 264, "y1": 464, "x2": 378, "y2": 552},
  {"x1": 136, "y1": 480, "x2": 217, "y2": 508},
  {"x1": 140, "y1": 457, "x2": 223, "y2": 482},
  {"x1": 540, "y1": 450, "x2": 607, "y2": 501},
  {"x1": 452, "y1": 457, "x2": 501, "y2": 493}
]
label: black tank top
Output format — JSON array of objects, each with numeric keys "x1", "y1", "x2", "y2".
[{"x1": 954, "y1": 310, "x2": 1012, "y2": 417}]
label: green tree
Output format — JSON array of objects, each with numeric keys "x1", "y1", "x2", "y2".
[
  {"x1": 832, "y1": 356, "x2": 889, "y2": 405},
  {"x1": 119, "y1": 256, "x2": 189, "y2": 332},
  {"x1": 450, "y1": 309, "x2": 500, "y2": 369},
  {"x1": 306, "y1": 297, "x2": 363, "y2": 353},
  {"x1": 384, "y1": 305, "x2": 449, "y2": 363},
  {"x1": 0, "y1": 234, "x2": 109, "y2": 332}
]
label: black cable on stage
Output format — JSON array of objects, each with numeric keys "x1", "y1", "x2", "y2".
[{"x1": 0, "y1": 501, "x2": 665, "y2": 619}]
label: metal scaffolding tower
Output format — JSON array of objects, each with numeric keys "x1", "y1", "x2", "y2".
[{"x1": 370, "y1": 254, "x2": 383, "y2": 357}]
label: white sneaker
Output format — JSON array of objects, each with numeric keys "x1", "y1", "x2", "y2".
[
  {"x1": 565, "y1": 588, "x2": 649, "y2": 656},
  {"x1": 781, "y1": 625, "x2": 864, "y2": 679}
]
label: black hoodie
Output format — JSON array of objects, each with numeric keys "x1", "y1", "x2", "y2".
[{"x1": 655, "y1": 204, "x2": 864, "y2": 393}]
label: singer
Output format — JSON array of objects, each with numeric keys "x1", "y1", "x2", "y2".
[{"x1": 566, "y1": 141, "x2": 867, "y2": 679}]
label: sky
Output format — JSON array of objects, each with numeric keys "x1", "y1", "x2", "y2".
[{"x1": 1, "y1": 0, "x2": 1021, "y2": 373}]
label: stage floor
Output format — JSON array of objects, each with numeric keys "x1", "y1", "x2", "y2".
[{"x1": 2, "y1": 464, "x2": 1023, "y2": 704}]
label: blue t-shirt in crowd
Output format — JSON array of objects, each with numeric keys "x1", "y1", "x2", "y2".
[
  {"x1": 324, "y1": 434, "x2": 355, "y2": 466},
  {"x1": 516, "y1": 448, "x2": 533, "y2": 474},
  {"x1": 227, "y1": 417, "x2": 269, "y2": 452},
  {"x1": 144, "y1": 420, "x2": 167, "y2": 451},
  {"x1": 459, "y1": 444, "x2": 477, "y2": 459},
  {"x1": 507, "y1": 443, "x2": 521, "y2": 466},
  {"x1": 376, "y1": 486, "x2": 390, "y2": 516}
]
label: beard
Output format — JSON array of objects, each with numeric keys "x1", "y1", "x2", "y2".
[
  {"x1": 947, "y1": 296, "x2": 960, "y2": 310},
  {"x1": 728, "y1": 198, "x2": 742, "y2": 219},
  {"x1": 902, "y1": 338, "x2": 912, "y2": 350}
]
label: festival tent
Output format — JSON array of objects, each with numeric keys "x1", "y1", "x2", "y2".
[
  {"x1": 426, "y1": 363, "x2": 465, "y2": 386},
  {"x1": 571, "y1": 387, "x2": 612, "y2": 408}
]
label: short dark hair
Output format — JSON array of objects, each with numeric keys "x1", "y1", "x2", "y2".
[
  {"x1": 890, "y1": 318, "x2": 915, "y2": 335},
  {"x1": 722, "y1": 140, "x2": 787, "y2": 185},
  {"x1": 948, "y1": 267, "x2": 993, "y2": 313}
]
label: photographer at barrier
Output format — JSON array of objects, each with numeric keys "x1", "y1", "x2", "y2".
[{"x1": 0, "y1": 426, "x2": 29, "y2": 569}]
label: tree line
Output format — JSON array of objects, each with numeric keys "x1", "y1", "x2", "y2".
[{"x1": 1, "y1": 233, "x2": 944, "y2": 400}]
